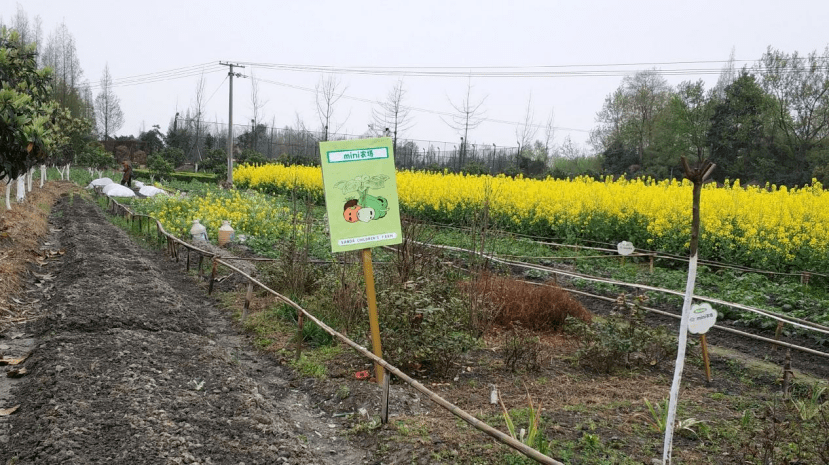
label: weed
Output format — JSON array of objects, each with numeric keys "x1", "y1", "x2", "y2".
[
  {"x1": 792, "y1": 383, "x2": 827, "y2": 421},
  {"x1": 642, "y1": 397, "x2": 669, "y2": 432},
  {"x1": 335, "y1": 384, "x2": 350, "y2": 400},
  {"x1": 290, "y1": 354, "x2": 326, "y2": 378},
  {"x1": 499, "y1": 390, "x2": 550, "y2": 456},
  {"x1": 502, "y1": 323, "x2": 541, "y2": 373}
]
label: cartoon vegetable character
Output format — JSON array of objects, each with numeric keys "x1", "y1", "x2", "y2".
[
  {"x1": 343, "y1": 199, "x2": 376, "y2": 223},
  {"x1": 336, "y1": 175, "x2": 391, "y2": 223},
  {"x1": 359, "y1": 193, "x2": 388, "y2": 219}
]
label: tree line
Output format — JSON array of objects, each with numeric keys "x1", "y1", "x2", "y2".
[{"x1": 591, "y1": 48, "x2": 829, "y2": 186}]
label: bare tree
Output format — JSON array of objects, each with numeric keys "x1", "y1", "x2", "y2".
[
  {"x1": 248, "y1": 71, "x2": 269, "y2": 152},
  {"x1": 544, "y1": 109, "x2": 555, "y2": 163},
  {"x1": 712, "y1": 47, "x2": 737, "y2": 102},
  {"x1": 94, "y1": 63, "x2": 124, "y2": 140},
  {"x1": 190, "y1": 72, "x2": 207, "y2": 161},
  {"x1": 372, "y1": 78, "x2": 414, "y2": 154},
  {"x1": 443, "y1": 76, "x2": 487, "y2": 166},
  {"x1": 515, "y1": 93, "x2": 537, "y2": 157},
  {"x1": 315, "y1": 74, "x2": 348, "y2": 141}
]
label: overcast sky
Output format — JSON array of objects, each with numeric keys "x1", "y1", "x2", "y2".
[{"x1": 5, "y1": 0, "x2": 829, "y2": 153}]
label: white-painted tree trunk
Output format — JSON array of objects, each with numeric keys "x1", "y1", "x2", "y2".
[
  {"x1": 65, "y1": 163, "x2": 71, "y2": 182},
  {"x1": 40, "y1": 164, "x2": 46, "y2": 187},
  {"x1": 16, "y1": 175, "x2": 26, "y2": 202},
  {"x1": 3, "y1": 177, "x2": 10, "y2": 210},
  {"x1": 26, "y1": 167, "x2": 33, "y2": 192}
]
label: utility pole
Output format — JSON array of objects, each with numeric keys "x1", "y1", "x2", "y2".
[{"x1": 219, "y1": 62, "x2": 246, "y2": 185}]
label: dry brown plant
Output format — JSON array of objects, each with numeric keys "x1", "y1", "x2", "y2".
[{"x1": 483, "y1": 275, "x2": 592, "y2": 331}]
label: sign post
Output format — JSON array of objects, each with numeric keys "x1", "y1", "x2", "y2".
[
  {"x1": 617, "y1": 241, "x2": 634, "y2": 266},
  {"x1": 319, "y1": 137, "x2": 403, "y2": 384},
  {"x1": 688, "y1": 302, "x2": 717, "y2": 383}
]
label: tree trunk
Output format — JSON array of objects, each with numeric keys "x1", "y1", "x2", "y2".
[
  {"x1": 16, "y1": 175, "x2": 26, "y2": 202},
  {"x1": 4, "y1": 177, "x2": 10, "y2": 210},
  {"x1": 40, "y1": 164, "x2": 46, "y2": 188}
]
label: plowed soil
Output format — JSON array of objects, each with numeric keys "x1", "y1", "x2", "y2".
[{"x1": 0, "y1": 190, "x2": 368, "y2": 464}]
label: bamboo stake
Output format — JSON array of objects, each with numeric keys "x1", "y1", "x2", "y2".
[
  {"x1": 208, "y1": 259, "x2": 217, "y2": 295},
  {"x1": 773, "y1": 321, "x2": 785, "y2": 351},
  {"x1": 296, "y1": 312, "x2": 304, "y2": 361},
  {"x1": 700, "y1": 334, "x2": 712, "y2": 382},
  {"x1": 242, "y1": 280, "x2": 253, "y2": 322},
  {"x1": 362, "y1": 248, "x2": 384, "y2": 385}
]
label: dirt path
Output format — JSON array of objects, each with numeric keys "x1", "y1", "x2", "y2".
[{"x1": 0, "y1": 194, "x2": 368, "y2": 464}]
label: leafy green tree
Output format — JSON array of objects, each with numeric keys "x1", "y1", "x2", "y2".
[
  {"x1": 757, "y1": 46, "x2": 829, "y2": 184},
  {"x1": 707, "y1": 73, "x2": 778, "y2": 183},
  {"x1": 147, "y1": 153, "x2": 174, "y2": 180},
  {"x1": 51, "y1": 108, "x2": 94, "y2": 165},
  {"x1": 159, "y1": 147, "x2": 185, "y2": 168},
  {"x1": 238, "y1": 148, "x2": 266, "y2": 166},
  {"x1": 0, "y1": 26, "x2": 54, "y2": 180},
  {"x1": 648, "y1": 80, "x2": 715, "y2": 178},
  {"x1": 200, "y1": 148, "x2": 228, "y2": 179},
  {"x1": 138, "y1": 125, "x2": 165, "y2": 154},
  {"x1": 76, "y1": 142, "x2": 114, "y2": 170}
]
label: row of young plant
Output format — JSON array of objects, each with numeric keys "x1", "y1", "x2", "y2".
[
  {"x1": 70, "y1": 160, "x2": 826, "y2": 335},
  {"x1": 233, "y1": 163, "x2": 829, "y2": 274},
  {"x1": 80, "y1": 169, "x2": 829, "y2": 464}
]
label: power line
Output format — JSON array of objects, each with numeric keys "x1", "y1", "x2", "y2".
[
  {"x1": 254, "y1": 76, "x2": 589, "y2": 133},
  {"x1": 86, "y1": 62, "x2": 225, "y2": 90},
  {"x1": 235, "y1": 59, "x2": 829, "y2": 79}
]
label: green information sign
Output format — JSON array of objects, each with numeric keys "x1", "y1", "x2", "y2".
[{"x1": 320, "y1": 137, "x2": 403, "y2": 253}]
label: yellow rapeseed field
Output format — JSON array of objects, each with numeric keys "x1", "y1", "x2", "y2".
[{"x1": 234, "y1": 164, "x2": 828, "y2": 272}]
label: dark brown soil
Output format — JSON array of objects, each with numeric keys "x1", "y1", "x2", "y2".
[{"x1": 0, "y1": 193, "x2": 368, "y2": 464}]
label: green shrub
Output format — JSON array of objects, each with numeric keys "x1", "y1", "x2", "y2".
[
  {"x1": 565, "y1": 294, "x2": 676, "y2": 373},
  {"x1": 377, "y1": 277, "x2": 476, "y2": 378}
]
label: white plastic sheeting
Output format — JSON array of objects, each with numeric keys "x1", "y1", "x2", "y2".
[
  {"x1": 139, "y1": 186, "x2": 166, "y2": 197},
  {"x1": 102, "y1": 184, "x2": 136, "y2": 197},
  {"x1": 134, "y1": 181, "x2": 145, "y2": 188},
  {"x1": 87, "y1": 178, "x2": 114, "y2": 188}
]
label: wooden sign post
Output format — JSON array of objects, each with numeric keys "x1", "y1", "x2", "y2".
[{"x1": 319, "y1": 137, "x2": 403, "y2": 385}]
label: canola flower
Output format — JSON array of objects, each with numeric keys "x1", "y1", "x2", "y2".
[
  {"x1": 130, "y1": 188, "x2": 299, "y2": 242},
  {"x1": 234, "y1": 164, "x2": 828, "y2": 272}
]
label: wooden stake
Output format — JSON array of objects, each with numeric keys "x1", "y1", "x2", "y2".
[
  {"x1": 242, "y1": 280, "x2": 253, "y2": 322},
  {"x1": 700, "y1": 334, "x2": 712, "y2": 383},
  {"x1": 296, "y1": 312, "x2": 304, "y2": 361},
  {"x1": 649, "y1": 253, "x2": 655, "y2": 273},
  {"x1": 773, "y1": 321, "x2": 785, "y2": 351},
  {"x1": 362, "y1": 248, "x2": 384, "y2": 385},
  {"x1": 380, "y1": 371, "x2": 391, "y2": 424},
  {"x1": 208, "y1": 259, "x2": 217, "y2": 295}
]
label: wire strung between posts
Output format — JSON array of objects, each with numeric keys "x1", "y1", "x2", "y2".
[{"x1": 420, "y1": 241, "x2": 829, "y2": 336}]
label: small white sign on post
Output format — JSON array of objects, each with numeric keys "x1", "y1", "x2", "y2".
[
  {"x1": 688, "y1": 302, "x2": 717, "y2": 335},
  {"x1": 617, "y1": 241, "x2": 635, "y2": 256}
]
